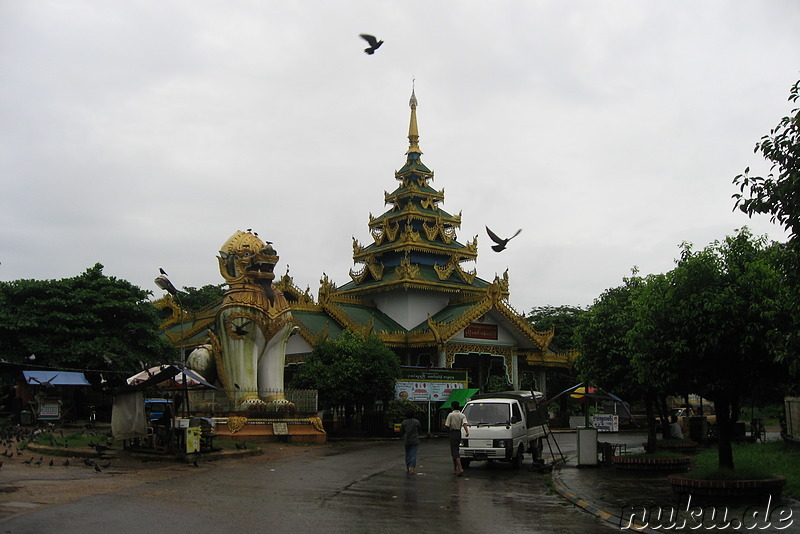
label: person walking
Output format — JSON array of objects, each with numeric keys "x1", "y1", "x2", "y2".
[
  {"x1": 445, "y1": 401, "x2": 469, "y2": 475},
  {"x1": 399, "y1": 409, "x2": 421, "y2": 475}
]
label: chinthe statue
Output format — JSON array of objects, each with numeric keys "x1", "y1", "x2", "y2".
[{"x1": 190, "y1": 230, "x2": 295, "y2": 409}]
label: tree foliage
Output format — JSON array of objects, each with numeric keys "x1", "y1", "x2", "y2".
[
  {"x1": 527, "y1": 304, "x2": 587, "y2": 350},
  {"x1": 630, "y1": 230, "x2": 787, "y2": 469},
  {"x1": 0, "y1": 264, "x2": 174, "y2": 374},
  {"x1": 176, "y1": 284, "x2": 225, "y2": 312},
  {"x1": 290, "y1": 329, "x2": 401, "y2": 410},
  {"x1": 733, "y1": 78, "x2": 800, "y2": 371},
  {"x1": 734, "y1": 78, "x2": 800, "y2": 240},
  {"x1": 575, "y1": 272, "x2": 645, "y2": 402}
]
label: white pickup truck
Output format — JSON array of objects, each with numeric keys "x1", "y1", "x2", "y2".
[{"x1": 458, "y1": 391, "x2": 548, "y2": 468}]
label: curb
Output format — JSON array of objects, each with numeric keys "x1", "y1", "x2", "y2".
[
  {"x1": 25, "y1": 443, "x2": 263, "y2": 463},
  {"x1": 550, "y1": 461, "x2": 661, "y2": 534}
]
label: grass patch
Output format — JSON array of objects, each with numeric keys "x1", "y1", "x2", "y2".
[
  {"x1": 30, "y1": 431, "x2": 105, "y2": 449},
  {"x1": 688, "y1": 441, "x2": 800, "y2": 498}
]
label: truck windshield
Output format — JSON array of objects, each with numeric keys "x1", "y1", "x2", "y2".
[{"x1": 463, "y1": 403, "x2": 510, "y2": 426}]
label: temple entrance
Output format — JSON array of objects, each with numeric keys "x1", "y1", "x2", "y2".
[{"x1": 453, "y1": 352, "x2": 512, "y2": 391}]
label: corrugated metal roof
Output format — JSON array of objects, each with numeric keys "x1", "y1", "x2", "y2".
[{"x1": 22, "y1": 371, "x2": 90, "y2": 386}]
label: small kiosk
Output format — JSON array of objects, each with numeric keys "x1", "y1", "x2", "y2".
[{"x1": 18, "y1": 371, "x2": 91, "y2": 423}]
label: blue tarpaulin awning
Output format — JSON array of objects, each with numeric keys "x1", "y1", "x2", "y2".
[{"x1": 22, "y1": 371, "x2": 90, "y2": 387}]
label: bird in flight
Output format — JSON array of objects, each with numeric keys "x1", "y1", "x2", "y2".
[
  {"x1": 486, "y1": 226, "x2": 522, "y2": 252},
  {"x1": 227, "y1": 319, "x2": 252, "y2": 336},
  {"x1": 359, "y1": 34, "x2": 383, "y2": 55}
]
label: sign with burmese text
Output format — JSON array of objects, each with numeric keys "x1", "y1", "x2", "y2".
[
  {"x1": 396, "y1": 368, "x2": 468, "y2": 402},
  {"x1": 395, "y1": 381, "x2": 465, "y2": 402},
  {"x1": 464, "y1": 323, "x2": 498, "y2": 340}
]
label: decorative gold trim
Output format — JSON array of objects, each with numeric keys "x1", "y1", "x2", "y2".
[
  {"x1": 309, "y1": 417, "x2": 326, "y2": 433},
  {"x1": 227, "y1": 416, "x2": 248, "y2": 434},
  {"x1": 395, "y1": 255, "x2": 420, "y2": 280},
  {"x1": 444, "y1": 343, "x2": 515, "y2": 383}
]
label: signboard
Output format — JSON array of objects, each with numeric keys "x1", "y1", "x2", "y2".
[
  {"x1": 592, "y1": 414, "x2": 619, "y2": 433},
  {"x1": 38, "y1": 401, "x2": 61, "y2": 420},
  {"x1": 400, "y1": 368, "x2": 468, "y2": 382},
  {"x1": 273, "y1": 422, "x2": 289, "y2": 435},
  {"x1": 464, "y1": 323, "x2": 498, "y2": 340},
  {"x1": 395, "y1": 381, "x2": 466, "y2": 402}
]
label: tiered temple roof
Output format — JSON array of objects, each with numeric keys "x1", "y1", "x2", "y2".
[{"x1": 337, "y1": 88, "x2": 489, "y2": 300}]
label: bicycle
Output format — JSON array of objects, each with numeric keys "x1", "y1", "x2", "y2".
[{"x1": 750, "y1": 417, "x2": 766, "y2": 443}]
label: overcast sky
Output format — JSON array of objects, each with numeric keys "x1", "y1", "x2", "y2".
[{"x1": 1, "y1": 1, "x2": 799, "y2": 313}]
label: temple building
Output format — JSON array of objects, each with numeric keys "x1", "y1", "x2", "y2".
[
  {"x1": 272, "y1": 89, "x2": 577, "y2": 393},
  {"x1": 156, "y1": 89, "x2": 577, "y2": 395}
]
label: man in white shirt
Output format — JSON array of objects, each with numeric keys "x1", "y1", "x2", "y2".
[{"x1": 445, "y1": 401, "x2": 469, "y2": 475}]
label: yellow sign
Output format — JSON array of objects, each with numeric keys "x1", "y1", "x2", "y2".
[{"x1": 186, "y1": 426, "x2": 201, "y2": 454}]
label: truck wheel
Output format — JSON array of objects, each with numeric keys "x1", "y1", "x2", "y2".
[
  {"x1": 512, "y1": 445, "x2": 524, "y2": 468},
  {"x1": 531, "y1": 438, "x2": 543, "y2": 461}
]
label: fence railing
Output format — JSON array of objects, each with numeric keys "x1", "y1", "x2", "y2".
[{"x1": 187, "y1": 389, "x2": 318, "y2": 415}]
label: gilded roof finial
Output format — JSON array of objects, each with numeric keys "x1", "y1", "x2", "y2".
[{"x1": 406, "y1": 80, "x2": 422, "y2": 156}]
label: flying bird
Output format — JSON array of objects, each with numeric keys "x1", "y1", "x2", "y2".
[
  {"x1": 485, "y1": 226, "x2": 522, "y2": 252},
  {"x1": 359, "y1": 34, "x2": 383, "y2": 55},
  {"x1": 227, "y1": 319, "x2": 252, "y2": 336},
  {"x1": 31, "y1": 375, "x2": 58, "y2": 388}
]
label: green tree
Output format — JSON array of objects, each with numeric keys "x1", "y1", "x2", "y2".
[
  {"x1": 527, "y1": 304, "x2": 587, "y2": 350},
  {"x1": 734, "y1": 78, "x2": 800, "y2": 240},
  {"x1": 290, "y1": 329, "x2": 401, "y2": 420},
  {"x1": 575, "y1": 271, "x2": 645, "y2": 403},
  {"x1": 177, "y1": 284, "x2": 225, "y2": 312},
  {"x1": 0, "y1": 264, "x2": 174, "y2": 378},
  {"x1": 631, "y1": 230, "x2": 786, "y2": 470},
  {"x1": 734, "y1": 79, "x2": 800, "y2": 374}
]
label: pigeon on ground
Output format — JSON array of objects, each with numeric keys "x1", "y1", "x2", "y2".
[
  {"x1": 485, "y1": 226, "x2": 522, "y2": 252},
  {"x1": 359, "y1": 34, "x2": 383, "y2": 55}
]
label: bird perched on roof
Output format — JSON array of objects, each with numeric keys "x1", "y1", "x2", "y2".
[
  {"x1": 159, "y1": 268, "x2": 168, "y2": 275},
  {"x1": 486, "y1": 226, "x2": 522, "y2": 252},
  {"x1": 359, "y1": 34, "x2": 383, "y2": 55}
]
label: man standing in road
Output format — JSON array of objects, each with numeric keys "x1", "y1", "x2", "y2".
[
  {"x1": 400, "y1": 409, "x2": 421, "y2": 475},
  {"x1": 445, "y1": 401, "x2": 469, "y2": 475}
]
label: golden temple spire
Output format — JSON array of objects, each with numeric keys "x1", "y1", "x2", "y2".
[{"x1": 406, "y1": 81, "x2": 422, "y2": 156}]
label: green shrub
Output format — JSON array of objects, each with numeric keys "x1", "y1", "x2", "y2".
[{"x1": 385, "y1": 399, "x2": 425, "y2": 426}]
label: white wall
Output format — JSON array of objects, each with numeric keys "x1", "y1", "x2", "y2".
[{"x1": 373, "y1": 289, "x2": 450, "y2": 330}]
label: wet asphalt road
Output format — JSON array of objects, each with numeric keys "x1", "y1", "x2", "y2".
[{"x1": 0, "y1": 434, "x2": 621, "y2": 534}]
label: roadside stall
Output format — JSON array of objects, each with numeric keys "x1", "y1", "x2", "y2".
[
  {"x1": 542, "y1": 383, "x2": 635, "y2": 466},
  {"x1": 112, "y1": 364, "x2": 216, "y2": 456},
  {"x1": 18, "y1": 370, "x2": 90, "y2": 424}
]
